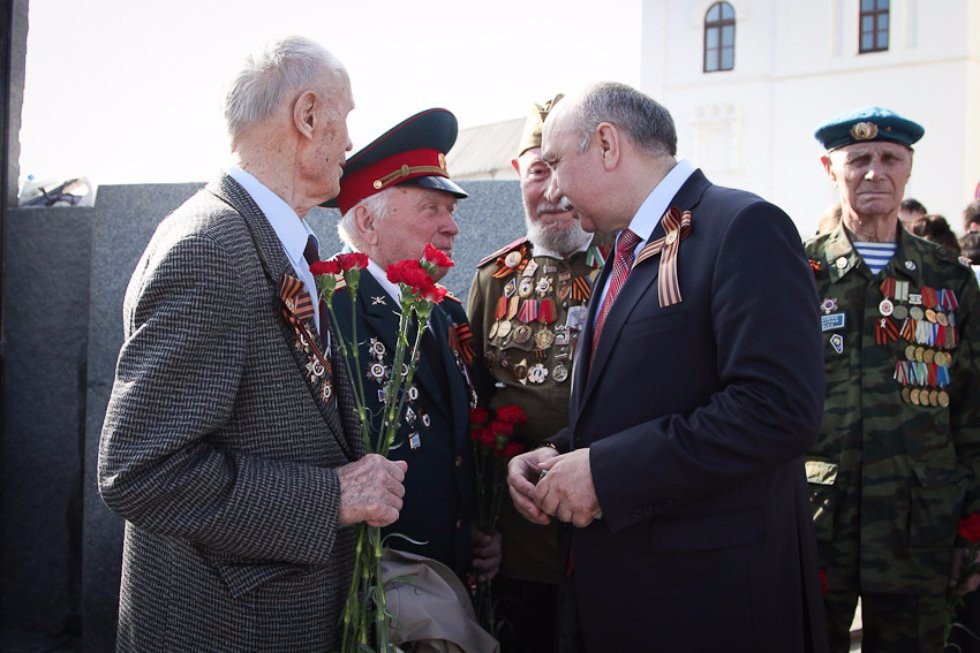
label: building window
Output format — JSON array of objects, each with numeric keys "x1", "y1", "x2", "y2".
[
  {"x1": 704, "y1": 2, "x2": 735, "y2": 73},
  {"x1": 859, "y1": 0, "x2": 889, "y2": 53}
]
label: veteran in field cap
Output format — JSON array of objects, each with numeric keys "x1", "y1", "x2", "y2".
[
  {"x1": 329, "y1": 108, "x2": 502, "y2": 590},
  {"x1": 466, "y1": 94, "x2": 611, "y2": 652},
  {"x1": 804, "y1": 106, "x2": 980, "y2": 652}
]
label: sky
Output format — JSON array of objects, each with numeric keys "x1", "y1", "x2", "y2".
[{"x1": 17, "y1": 0, "x2": 642, "y2": 190}]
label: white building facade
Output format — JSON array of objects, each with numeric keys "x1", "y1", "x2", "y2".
[{"x1": 640, "y1": 0, "x2": 980, "y2": 236}]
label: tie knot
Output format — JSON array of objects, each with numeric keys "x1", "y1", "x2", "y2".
[
  {"x1": 617, "y1": 229, "x2": 640, "y2": 255},
  {"x1": 303, "y1": 236, "x2": 320, "y2": 265}
]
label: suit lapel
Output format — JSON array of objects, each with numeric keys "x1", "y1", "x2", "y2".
[
  {"x1": 207, "y1": 175, "x2": 354, "y2": 459},
  {"x1": 573, "y1": 169, "x2": 712, "y2": 420}
]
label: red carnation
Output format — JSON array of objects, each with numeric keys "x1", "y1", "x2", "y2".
[
  {"x1": 489, "y1": 420, "x2": 514, "y2": 438},
  {"x1": 423, "y1": 243, "x2": 454, "y2": 269},
  {"x1": 502, "y1": 442, "x2": 524, "y2": 459},
  {"x1": 336, "y1": 252, "x2": 369, "y2": 271},
  {"x1": 494, "y1": 404, "x2": 527, "y2": 426},
  {"x1": 387, "y1": 260, "x2": 435, "y2": 294},
  {"x1": 422, "y1": 284, "x2": 448, "y2": 304},
  {"x1": 469, "y1": 407, "x2": 489, "y2": 426},
  {"x1": 957, "y1": 514, "x2": 980, "y2": 543},
  {"x1": 310, "y1": 259, "x2": 341, "y2": 276},
  {"x1": 478, "y1": 428, "x2": 495, "y2": 448}
]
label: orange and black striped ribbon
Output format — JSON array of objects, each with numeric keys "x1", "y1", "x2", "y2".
[
  {"x1": 450, "y1": 323, "x2": 475, "y2": 365},
  {"x1": 633, "y1": 208, "x2": 693, "y2": 308},
  {"x1": 279, "y1": 274, "x2": 315, "y2": 324}
]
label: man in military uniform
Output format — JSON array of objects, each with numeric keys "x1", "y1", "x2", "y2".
[
  {"x1": 328, "y1": 109, "x2": 500, "y2": 583},
  {"x1": 466, "y1": 94, "x2": 608, "y2": 651},
  {"x1": 805, "y1": 106, "x2": 980, "y2": 652}
]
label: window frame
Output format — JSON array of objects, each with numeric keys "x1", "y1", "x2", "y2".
[
  {"x1": 859, "y1": 0, "x2": 890, "y2": 54},
  {"x1": 703, "y1": 1, "x2": 736, "y2": 73}
]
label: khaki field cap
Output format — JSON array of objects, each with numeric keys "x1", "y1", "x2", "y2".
[{"x1": 517, "y1": 93, "x2": 564, "y2": 157}]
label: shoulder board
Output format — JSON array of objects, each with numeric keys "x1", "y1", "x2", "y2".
[
  {"x1": 441, "y1": 286, "x2": 462, "y2": 304},
  {"x1": 959, "y1": 255, "x2": 974, "y2": 268},
  {"x1": 477, "y1": 236, "x2": 530, "y2": 267}
]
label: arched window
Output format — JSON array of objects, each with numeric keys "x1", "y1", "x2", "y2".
[
  {"x1": 859, "y1": 0, "x2": 890, "y2": 53},
  {"x1": 704, "y1": 2, "x2": 735, "y2": 73}
]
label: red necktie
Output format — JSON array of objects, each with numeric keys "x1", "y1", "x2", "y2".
[{"x1": 591, "y1": 229, "x2": 641, "y2": 362}]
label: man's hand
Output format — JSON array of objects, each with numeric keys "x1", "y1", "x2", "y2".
[
  {"x1": 337, "y1": 454, "x2": 408, "y2": 527},
  {"x1": 507, "y1": 446, "x2": 559, "y2": 525},
  {"x1": 950, "y1": 547, "x2": 980, "y2": 595},
  {"x1": 534, "y1": 449, "x2": 601, "y2": 528},
  {"x1": 469, "y1": 525, "x2": 502, "y2": 582}
]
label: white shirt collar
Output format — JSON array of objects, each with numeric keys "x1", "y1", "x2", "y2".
[
  {"x1": 365, "y1": 258, "x2": 403, "y2": 303},
  {"x1": 226, "y1": 165, "x2": 317, "y2": 266},
  {"x1": 625, "y1": 159, "x2": 696, "y2": 249}
]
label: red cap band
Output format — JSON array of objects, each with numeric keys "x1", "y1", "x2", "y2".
[{"x1": 335, "y1": 148, "x2": 449, "y2": 214}]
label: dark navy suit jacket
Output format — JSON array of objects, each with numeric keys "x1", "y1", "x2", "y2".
[{"x1": 553, "y1": 170, "x2": 829, "y2": 652}]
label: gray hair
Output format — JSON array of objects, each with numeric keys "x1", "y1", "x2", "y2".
[
  {"x1": 573, "y1": 82, "x2": 677, "y2": 157},
  {"x1": 224, "y1": 36, "x2": 344, "y2": 140},
  {"x1": 337, "y1": 189, "x2": 394, "y2": 249}
]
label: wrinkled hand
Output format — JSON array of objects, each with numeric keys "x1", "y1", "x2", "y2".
[
  {"x1": 950, "y1": 547, "x2": 980, "y2": 595},
  {"x1": 337, "y1": 454, "x2": 408, "y2": 527},
  {"x1": 534, "y1": 449, "x2": 601, "y2": 529},
  {"x1": 508, "y1": 446, "x2": 559, "y2": 525},
  {"x1": 469, "y1": 526, "x2": 502, "y2": 582}
]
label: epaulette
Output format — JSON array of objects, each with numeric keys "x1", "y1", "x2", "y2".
[
  {"x1": 959, "y1": 255, "x2": 974, "y2": 268},
  {"x1": 442, "y1": 287, "x2": 462, "y2": 304},
  {"x1": 477, "y1": 236, "x2": 530, "y2": 267}
]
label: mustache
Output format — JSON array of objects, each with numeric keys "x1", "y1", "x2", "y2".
[{"x1": 536, "y1": 200, "x2": 571, "y2": 215}]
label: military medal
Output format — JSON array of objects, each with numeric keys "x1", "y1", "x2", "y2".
[
  {"x1": 535, "y1": 328, "x2": 555, "y2": 349},
  {"x1": 517, "y1": 299, "x2": 539, "y2": 323},
  {"x1": 554, "y1": 326, "x2": 570, "y2": 346},
  {"x1": 369, "y1": 338, "x2": 386, "y2": 360},
  {"x1": 527, "y1": 363, "x2": 549, "y2": 384},
  {"x1": 508, "y1": 295, "x2": 520, "y2": 319},
  {"x1": 829, "y1": 333, "x2": 844, "y2": 354},
  {"x1": 835, "y1": 257, "x2": 848, "y2": 270},
  {"x1": 892, "y1": 304, "x2": 909, "y2": 320},
  {"x1": 820, "y1": 298, "x2": 838, "y2": 315},
  {"x1": 504, "y1": 251, "x2": 522, "y2": 269},
  {"x1": 367, "y1": 362, "x2": 387, "y2": 383},
  {"x1": 910, "y1": 388, "x2": 921, "y2": 405},
  {"x1": 909, "y1": 293, "x2": 922, "y2": 305},
  {"x1": 504, "y1": 278, "x2": 517, "y2": 298},
  {"x1": 404, "y1": 406, "x2": 417, "y2": 425},
  {"x1": 925, "y1": 309, "x2": 937, "y2": 323},
  {"x1": 518, "y1": 277, "x2": 534, "y2": 298},
  {"x1": 497, "y1": 320, "x2": 513, "y2": 339},
  {"x1": 513, "y1": 324, "x2": 533, "y2": 344},
  {"x1": 905, "y1": 260, "x2": 917, "y2": 271},
  {"x1": 408, "y1": 385, "x2": 419, "y2": 401},
  {"x1": 879, "y1": 299, "x2": 894, "y2": 317},
  {"x1": 513, "y1": 358, "x2": 529, "y2": 385},
  {"x1": 938, "y1": 390, "x2": 950, "y2": 407},
  {"x1": 522, "y1": 259, "x2": 539, "y2": 277},
  {"x1": 909, "y1": 306, "x2": 924, "y2": 321},
  {"x1": 552, "y1": 363, "x2": 569, "y2": 383},
  {"x1": 488, "y1": 321, "x2": 499, "y2": 339},
  {"x1": 535, "y1": 277, "x2": 553, "y2": 297}
]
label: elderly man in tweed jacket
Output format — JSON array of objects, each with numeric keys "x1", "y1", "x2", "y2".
[{"x1": 98, "y1": 37, "x2": 408, "y2": 651}]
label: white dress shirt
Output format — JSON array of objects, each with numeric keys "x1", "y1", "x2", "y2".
[
  {"x1": 227, "y1": 165, "x2": 322, "y2": 331},
  {"x1": 594, "y1": 159, "x2": 696, "y2": 314}
]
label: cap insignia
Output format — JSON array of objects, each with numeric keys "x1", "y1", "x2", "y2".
[{"x1": 850, "y1": 121, "x2": 879, "y2": 141}]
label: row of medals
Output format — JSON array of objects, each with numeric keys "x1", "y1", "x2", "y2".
[
  {"x1": 364, "y1": 337, "x2": 429, "y2": 449},
  {"x1": 485, "y1": 261, "x2": 589, "y2": 386},
  {"x1": 877, "y1": 282, "x2": 958, "y2": 408}
]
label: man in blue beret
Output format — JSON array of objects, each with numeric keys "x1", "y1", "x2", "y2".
[{"x1": 805, "y1": 106, "x2": 980, "y2": 652}]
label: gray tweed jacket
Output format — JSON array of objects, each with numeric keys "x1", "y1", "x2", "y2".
[{"x1": 98, "y1": 175, "x2": 364, "y2": 652}]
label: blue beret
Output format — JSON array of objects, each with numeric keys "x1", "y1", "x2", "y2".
[{"x1": 814, "y1": 106, "x2": 924, "y2": 151}]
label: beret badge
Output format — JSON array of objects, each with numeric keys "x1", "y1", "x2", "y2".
[{"x1": 850, "y1": 121, "x2": 879, "y2": 141}]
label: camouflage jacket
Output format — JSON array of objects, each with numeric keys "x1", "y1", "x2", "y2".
[{"x1": 804, "y1": 221, "x2": 980, "y2": 595}]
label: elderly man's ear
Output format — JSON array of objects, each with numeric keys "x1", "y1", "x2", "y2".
[
  {"x1": 596, "y1": 122, "x2": 620, "y2": 170},
  {"x1": 353, "y1": 204, "x2": 379, "y2": 246},
  {"x1": 292, "y1": 90, "x2": 321, "y2": 139}
]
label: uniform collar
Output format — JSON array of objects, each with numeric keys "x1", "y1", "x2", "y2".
[{"x1": 822, "y1": 220, "x2": 923, "y2": 286}]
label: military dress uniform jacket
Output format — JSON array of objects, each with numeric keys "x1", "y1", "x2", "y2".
[
  {"x1": 329, "y1": 270, "x2": 478, "y2": 578},
  {"x1": 466, "y1": 235, "x2": 606, "y2": 582},
  {"x1": 98, "y1": 175, "x2": 363, "y2": 652},
  {"x1": 804, "y1": 223, "x2": 980, "y2": 595}
]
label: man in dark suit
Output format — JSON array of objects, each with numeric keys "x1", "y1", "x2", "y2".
[
  {"x1": 507, "y1": 82, "x2": 828, "y2": 652},
  {"x1": 329, "y1": 108, "x2": 501, "y2": 582},
  {"x1": 98, "y1": 37, "x2": 407, "y2": 651}
]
